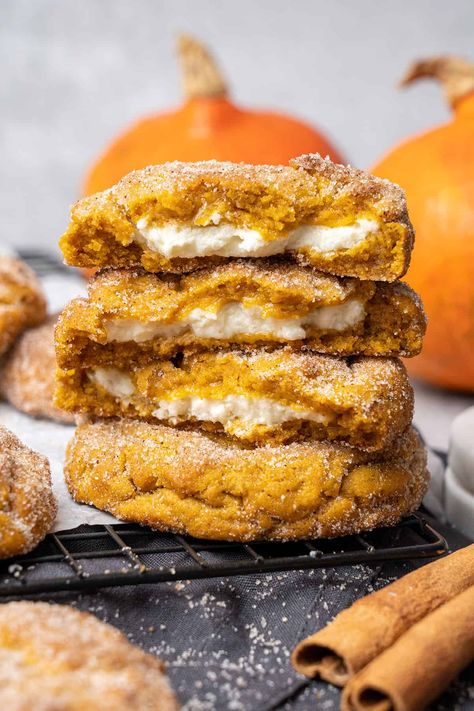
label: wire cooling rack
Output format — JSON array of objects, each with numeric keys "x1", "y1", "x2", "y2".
[{"x1": 0, "y1": 514, "x2": 447, "y2": 597}]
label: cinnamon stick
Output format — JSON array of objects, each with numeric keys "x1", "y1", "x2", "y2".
[
  {"x1": 341, "y1": 585, "x2": 474, "y2": 711},
  {"x1": 291, "y1": 544, "x2": 474, "y2": 685}
]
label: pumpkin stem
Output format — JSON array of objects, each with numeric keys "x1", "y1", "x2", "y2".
[
  {"x1": 399, "y1": 55, "x2": 474, "y2": 108},
  {"x1": 177, "y1": 34, "x2": 228, "y2": 100}
]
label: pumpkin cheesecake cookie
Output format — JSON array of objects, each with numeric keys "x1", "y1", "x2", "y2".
[
  {"x1": 56, "y1": 263, "x2": 426, "y2": 369},
  {"x1": 0, "y1": 256, "x2": 46, "y2": 356},
  {"x1": 0, "y1": 425, "x2": 56, "y2": 558},
  {"x1": 1, "y1": 316, "x2": 74, "y2": 424},
  {"x1": 0, "y1": 602, "x2": 178, "y2": 710},
  {"x1": 56, "y1": 349, "x2": 413, "y2": 450},
  {"x1": 65, "y1": 421, "x2": 428, "y2": 541},
  {"x1": 60, "y1": 154, "x2": 413, "y2": 281}
]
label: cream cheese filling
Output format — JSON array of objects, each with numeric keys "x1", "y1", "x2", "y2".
[
  {"x1": 104, "y1": 299, "x2": 365, "y2": 343},
  {"x1": 134, "y1": 218, "x2": 378, "y2": 259},
  {"x1": 88, "y1": 367, "x2": 327, "y2": 428}
]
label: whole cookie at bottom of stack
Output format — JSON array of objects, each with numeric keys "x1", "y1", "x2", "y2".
[
  {"x1": 65, "y1": 420, "x2": 428, "y2": 541},
  {"x1": 0, "y1": 601, "x2": 179, "y2": 710}
]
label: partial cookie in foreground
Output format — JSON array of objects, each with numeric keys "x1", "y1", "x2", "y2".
[
  {"x1": 60, "y1": 155, "x2": 413, "y2": 281},
  {"x1": 0, "y1": 256, "x2": 46, "y2": 356},
  {"x1": 56, "y1": 263, "x2": 426, "y2": 369},
  {"x1": 65, "y1": 421, "x2": 428, "y2": 541},
  {"x1": 0, "y1": 425, "x2": 56, "y2": 558},
  {"x1": 0, "y1": 316, "x2": 74, "y2": 424},
  {"x1": 56, "y1": 349, "x2": 413, "y2": 450},
  {"x1": 0, "y1": 602, "x2": 178, "y2": 710}
]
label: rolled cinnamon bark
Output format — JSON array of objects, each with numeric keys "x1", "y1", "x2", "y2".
[
  {"x1": 341, "y1": 585, "x2": 474, "y2": 711},
  {"x1": 291, "y1": 544, "x2": 474, "y2": 685}
]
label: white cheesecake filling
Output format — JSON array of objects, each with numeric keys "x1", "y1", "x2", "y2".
[
  {"x1": 104, "y1": 299, "x2": 365, "y2": 343},
  {"x1": 88, "y1": 367, "x2": 135, "y2": 399},
  {"x1": 152, "y1": 396, "x2": 327, "y2": 427},
  {"x1": 134, "y1": 218, "x2": 378, "y2": 259},
  {"x1": 87, "y1": 367, "x2": 327, "y2": 428}
]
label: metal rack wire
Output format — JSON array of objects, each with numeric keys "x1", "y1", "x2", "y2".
[{"x1": 0, "y1": 514, "x2": 447, "y2": 597}]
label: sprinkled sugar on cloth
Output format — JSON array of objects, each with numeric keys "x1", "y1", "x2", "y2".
[
  {"x1": 0, "y1": 265, "x2": 472, "y2": 709},
  {"x1": 22, "y1": 547, "x2": 474, "y2": 710}
]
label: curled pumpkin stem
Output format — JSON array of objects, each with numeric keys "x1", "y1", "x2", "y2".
[
  {"x1": 399, "y1": 55, "x2": 474, "y2": 108},
  {"x1": 177, "y1": 33, "x2": 228, "y2": 100}
]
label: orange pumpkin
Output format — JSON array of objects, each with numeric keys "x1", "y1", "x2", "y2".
[
  {"x1": 371, "y1": 56, "x2": 474, "y2": 392},
  {"x1": 83, "y1": 34, "x2": 344, "y2": 195}
]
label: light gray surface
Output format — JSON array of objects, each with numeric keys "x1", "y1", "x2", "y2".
[{"x1": 1, "y1": 0, "x2": 473, "y2": 252}]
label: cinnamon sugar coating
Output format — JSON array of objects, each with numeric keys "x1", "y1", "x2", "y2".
[
  {"x1": 55, "y1": 349, "x2": 413, "y2": 451},
  {"x1": 0, "y1": 256, "x2": 47, "y2": 356},
  {"x1": 0, "y1": 602, "x2": 178, "y2": 711},
  {"x1": 55, "y1": 263, "x2": 426, "y2": 368},
  {"x1": 59, "y1": 155, "x2": 413, "y2": 281},
  {"x1": 65, "y1": 421, "x2": 428, "y2": 541},
  {"x1": 0, "y1": 426, "x2": 56, "y2": 558},
  {"x1": 0, "y1": 316, "x2": 74, "y2": 424}
]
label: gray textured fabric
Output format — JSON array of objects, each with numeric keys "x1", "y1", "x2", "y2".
[{"x1": 18, "y1": 519, "x2": 472, "y2": 710}]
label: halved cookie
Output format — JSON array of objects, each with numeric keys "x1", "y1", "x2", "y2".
[
  {"x1": 55, "y1": 262, "x2": 426, "y2": 368},
  {"x1": 65, "y1": 421, "x2": 428, "y2": 541},
  {"x1": 55, "y1": 348, "x2": 413, "y2": 450},
  {"x1": 60, "y1": 155, "x2": 413, "y2": 281}
]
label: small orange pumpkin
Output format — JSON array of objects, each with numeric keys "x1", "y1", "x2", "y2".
[
  {"x1": 371, "y1": 56, "x2": 474, "y2": 392},
  {"x1": 83, "y1": 34, "x2": 344, "y2": 195}
]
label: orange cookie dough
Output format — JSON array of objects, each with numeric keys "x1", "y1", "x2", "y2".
[
  {"x1": 1, "y1": 316, "x2": 74, "y2": 424},
  {"x1": 65, "y1": 421, "x2": 428, "y2": 541},
  {"x1": 0, "y1": 256, "x2": 46, "y2": 356},
  {"x1": 56, "y1": 263, "x2": 426, "y2": 369},
  {"x1": 60, "y1": 155, "x2": 413, "y2": 281},
  {"x1": 0, "y1": 426, "x2": 56, "y2": 558},
  {"x1": 0, "y1": 602, "x2": 178, "y2": 710},
  {"x1": 56, "y1": 349, "x2": 413, "y2": 450}
]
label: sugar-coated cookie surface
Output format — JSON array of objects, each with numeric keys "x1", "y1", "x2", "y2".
[
  {"x1": 0, "y1": 256, "x2": 46, "y2": 356},
  {"x1": 1, "y1": 316, "x2": 74, "y2": 424},
  {"x1": 56, "y1": 263, "x2": 426, "y2": 368},
  {"x1": 65, "y1": 421, "x2": 428, "y2": 541},
  {"x1": 0, "y1": 426, "x2": 56, "y2": 558},
  {"x1": 60, "y1": 155, "x2": 413, "y2": 281},
  {"x1": 0, "y1": 602, "x2": 179, "y2": 710},
  {"x1": 56, "y1": 349, "x2": 413, "y2": 451}
]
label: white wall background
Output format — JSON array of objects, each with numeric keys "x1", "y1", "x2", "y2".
[{"x1": 1, "y1": 0, "x2": 473, "y2": 252}]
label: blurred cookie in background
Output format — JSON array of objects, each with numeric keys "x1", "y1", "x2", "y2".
[
  {"x1": 0, "y1": 601, "x2": 179, "y2": 709},
  {"x1": 0, "y1": 315, "x2": 74, "y2": 424},
  {"x1": 0, "y1": 256, "x2": 46, "y2": 356}
]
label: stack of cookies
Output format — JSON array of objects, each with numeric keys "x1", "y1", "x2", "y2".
[{"x1": 56, "y1": 154, "x2": 429, "y2": 541}]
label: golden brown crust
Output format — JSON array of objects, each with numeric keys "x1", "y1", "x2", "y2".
[
  {"x1": 65, "y1": 421, "x2": 428, "y2": 541},
  {"x1": 55, "y1": 263, "x2": 426, "y2": 368},
  {"x1": 59, "y1": 156, "x2": 414, "y2": 281},
  {"x1": 0, "y1": 426, "x2": 56, "y2": 559},
  {"x1": 55, "y1": 349, "x2": 413, "y2": 451},
  {"x1": 0, "y1": 256, "x2": 47, "y2": 356},
  {"x1": 0, "y1": 316, "x2": 74, "y2": 424},
  {"x1": 0, "y1": 602, "x2": 178, "y2": 711}
]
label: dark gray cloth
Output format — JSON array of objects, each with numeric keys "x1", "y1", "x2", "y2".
[{"x1": 26, "y1": 519, "x2": 473, "y2": 710}]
